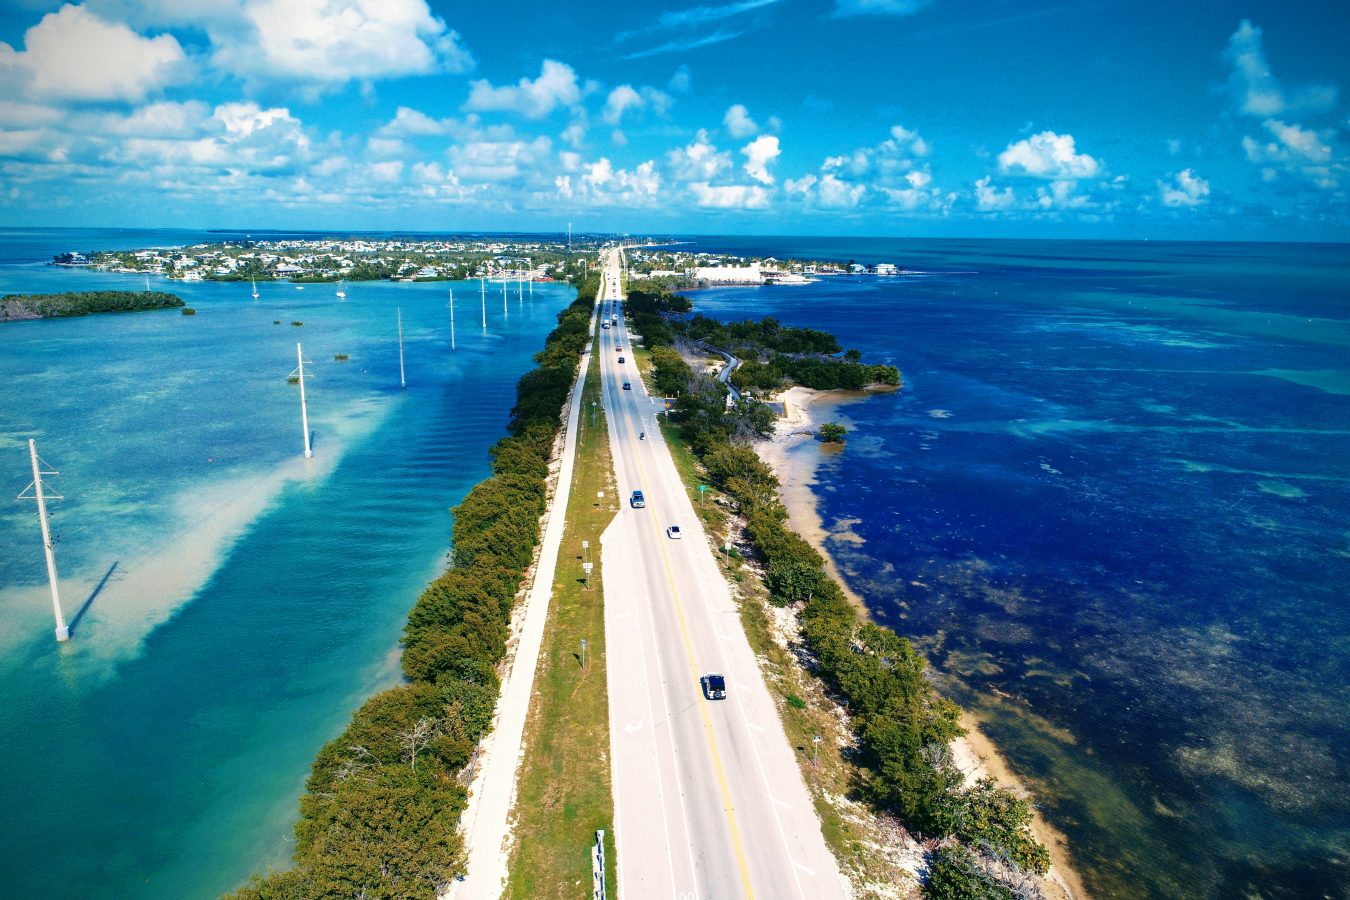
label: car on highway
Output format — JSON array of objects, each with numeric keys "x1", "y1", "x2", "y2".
[
  {"x1": 602, "y1": 322, "x2": 610, "y2": 329},
  {"x1": 701, "y1": 673, "x2": 727, "y2": 700},
  {"x1": 622, "y1": 381, "x2": 631, "y2": 390},
  {"x1": 630, "y1": 490, "x2": 645, "y2": 508},
  {"x1": 616, "y1": 346, "x2": 623, "y2": 352},
  {"x1": 666, "y1": 525, "x2": 682, "y2": 539},
  {"x1": 618, "y1": 356, "x2": 625, "y2": 363}
]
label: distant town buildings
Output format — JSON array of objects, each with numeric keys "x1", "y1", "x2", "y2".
[
  {"x1": 624, "y1": 245, "x2": 902, "y2": 285},
  {"x1": 70, "y1": 237, "x2": 582, "y2": 284}
]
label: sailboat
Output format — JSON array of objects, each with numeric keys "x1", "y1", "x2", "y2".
[
  {"x1": 251, "y1": 276, "x2": 260, "y2": 300},
  {"x1": 335, "y1": 279, "x2": 346, "y2": 299}
]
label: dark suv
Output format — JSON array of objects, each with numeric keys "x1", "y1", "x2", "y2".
[{"x1": 701, "y1": 673, "x2": 726, "y2": 700}]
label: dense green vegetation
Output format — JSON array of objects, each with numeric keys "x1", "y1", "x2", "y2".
[
  {"x1": 624, "y1": 281, "x2": 899, "y2": 396},
  {"x1": 818, "y1": 422, "x2": 847, "y2": 443},
  {"x1": 628, "y1": 282, "x2": 1048, "y2": 897},
  {"x1": 685, "y1": 313, "x2": 840, "y2": 355},
  {"x1": 924, "y1": 845, "x2": 1017, "y2": 900},
  {"x1": 621, "y1": 284, "x2": 687, "y2": 347},
  {"x1": 0, "y1": 290, "x2": 184, "y2": 321},
  {"x1": 776, "y1": 354, "x2": 900, "y2": 391},
  {"x1": 228, "y1": 273, "x2": 598, "y2": 900}
]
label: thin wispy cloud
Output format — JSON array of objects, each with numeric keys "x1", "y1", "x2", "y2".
[
  {"x1": 831, "y1": 0, "x2": 931, "y2": 18},
  {"x1": 621, "y1": 28, "x2": 746, "y2": 60},
  {"x1": 615, "y1": 0, "x2": 782, "y2": 43},
  {"x1": 889, "y1": 0, "x2": 1139, "y2": 41}
]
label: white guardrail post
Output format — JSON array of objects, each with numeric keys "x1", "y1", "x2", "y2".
[{"x1": 592, "y1": 829, "x2": 607, "y2": 899}]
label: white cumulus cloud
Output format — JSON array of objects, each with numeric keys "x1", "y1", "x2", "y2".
[
  {"x1": 741, "y1": 134, "x2": 780, "y2": 185},
  {"x1": 211, "y1": 0, "x2": 472, "y2": 86},
  {"x1": 379, "y1": 107, "x2": 450, "y2": 137},
  {"x1": 1157, "y1": 169, "x2": 1210, "y2": 207},
  {"x1": 689, "y1": 181, "x2": 769, "y2": 209},
  {"x1": 602, "y1": 84, "x2": 671, "y2": 125},
  {"x1": 1035, "y1": 180, "x2": 1090, "y2": 210},
  {"x1": 723, "y1": 104, "x2": 759, "y2": 138},
  {"x1": 785, "y1": 172, "x2": 866, "y2": 209},
  {"x1": 1252, "y1": 119, "x2": 1333, "y2": 165},
  {"x1": 1223, "y1": 20, "x2": 1337, "y2": 119},
  {"x1": 464, "y1": 60, "x2": 583, "y2": 120},
  {"x1": 446, "y1": 135, "x2": 552, "y2": 181},
  {"x1": 558, "y1": 157, "x2": 661, "y2": 205},
  {"x1": 974, "y1": 176, "x2": 1015, "y2": 211},
  {"x1": 603, "y1": 86, "x2": 642, "y2": 125},
  {"x1": 998, "y1": 131, "x2": 1100, "y2": 179},
  {"x1": 0, "y1": 4, "x2": 186, "y2": 102},
  {"x1": 667, "y1": 129, "x2": 732, "y2": 181},
  {"x1": 106, "y1": 101, "x2": 310, "y2": 174}
]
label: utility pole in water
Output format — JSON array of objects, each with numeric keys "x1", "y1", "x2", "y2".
[
  {"x1": 449, "y1": 288, "x2": 456, "y2": 350},
  {"x1": 291, "y1": 343, "x2": 313, "y2": 457},
  {"x1": 396, "y1": 309, "x2": 406, "y2": 389},
  {"x1": 20, "y1": 439, "x2": 68, "y2": 642}
]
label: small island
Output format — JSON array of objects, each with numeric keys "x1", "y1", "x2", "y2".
[{"x1": 1, "y1": 290, "x2": 185, "y2": 322}]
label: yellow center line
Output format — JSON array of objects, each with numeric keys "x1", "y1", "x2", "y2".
[{"x1": 602, "y1": 305, "x2": 757, "y2": 900}]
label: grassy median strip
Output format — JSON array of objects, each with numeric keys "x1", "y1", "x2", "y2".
[{"x1": 505, "y1": 331, "x2": 620, "y2": 899}]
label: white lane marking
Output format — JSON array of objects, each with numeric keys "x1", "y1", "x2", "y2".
[
  {"x1": 773, "y1": 798, "x2": 792, "y2": 810},
  {"x1": 675, "y1": 479, "x2": 815, "y2": 899},
  {"x1": 747, "y1": 722, "x2": 766, "y2": 733},
  {"x1": 626, "y1": 460, "x2": 702, "y2": 900},
  {"x1": 792, "y1": 860, "x2": 816, "y2": 876},
  {"x1": 600, "y1": 271, "x2": 700, "y2": 900},
  {"x1": 624, "y1": 719, "x2": 646, "y2": 735},
  {"x1": 630, "y1": 566, "x2": 690, "y2": 899}
]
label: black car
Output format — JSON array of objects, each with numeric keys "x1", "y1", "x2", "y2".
[
  {"x1": 622, "y1": 381, "x2": 631, "y2": 390},
  {"x1": 701, "y1": 673, "x2": 726, "y2": 700},
  {"x1": 618, "y1": 356, "x2": 625, "y2": 363}
]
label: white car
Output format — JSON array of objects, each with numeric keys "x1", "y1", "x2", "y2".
[{"x1": 666, "y1": 525, "x2": 682, "y2": 540}]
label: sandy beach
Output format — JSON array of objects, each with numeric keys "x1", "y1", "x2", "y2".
[{"x1": 754, "y1": 384, "x2": 1087, "y2": 900}]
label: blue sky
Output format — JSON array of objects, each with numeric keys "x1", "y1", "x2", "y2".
[{"x1": 0, "y1": 0, "x2": 1346, "y2": 239}]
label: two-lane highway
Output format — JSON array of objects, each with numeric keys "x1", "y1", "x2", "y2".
[{"x1": 599, "y1": 249, "x2": 845, "y2": 900}]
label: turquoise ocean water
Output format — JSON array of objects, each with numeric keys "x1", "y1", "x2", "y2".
[
  {"x1": 0, "y1": 229, "x2": 570, "y2": 898},
  {"x1": 679, "y1": 237, "x2": 1350, "y2": 899}
]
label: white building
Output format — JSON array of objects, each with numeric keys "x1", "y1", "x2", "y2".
[{"x1": 694, "y1": 264, "x2": 763, "y2": 284}]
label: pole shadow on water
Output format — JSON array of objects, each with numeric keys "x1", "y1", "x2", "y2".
[{"x1": 68, "y1": 561, "x2": 118, "y2": 636}]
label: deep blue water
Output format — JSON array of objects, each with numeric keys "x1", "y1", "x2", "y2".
[
  {"x1": 685, "y1": 238, "x2": 1350, "y2": 899},
  {"x1": 0, "y1": 229, "x2": 570, "y2": 898}
]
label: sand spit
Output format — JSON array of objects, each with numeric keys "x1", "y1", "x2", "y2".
[
  {"x1": 0, "y1": 397, "x2": 389, "y2": 675},
  {"x1": 754, "y1": 384, "x2": 1087, "y2": 900}
]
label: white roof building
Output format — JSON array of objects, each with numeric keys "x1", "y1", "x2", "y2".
[{"x1": 694, "y1": 264, "x2": 763, "y2": 284}]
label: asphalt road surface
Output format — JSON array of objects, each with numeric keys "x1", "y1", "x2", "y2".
[{"x1": 599, "y1": 249, "x2": 846, "y2": 900}]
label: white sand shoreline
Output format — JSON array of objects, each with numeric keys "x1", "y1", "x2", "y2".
[{"x1": 754, "y1": 384, "x2": 1087, "y2": 900}]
